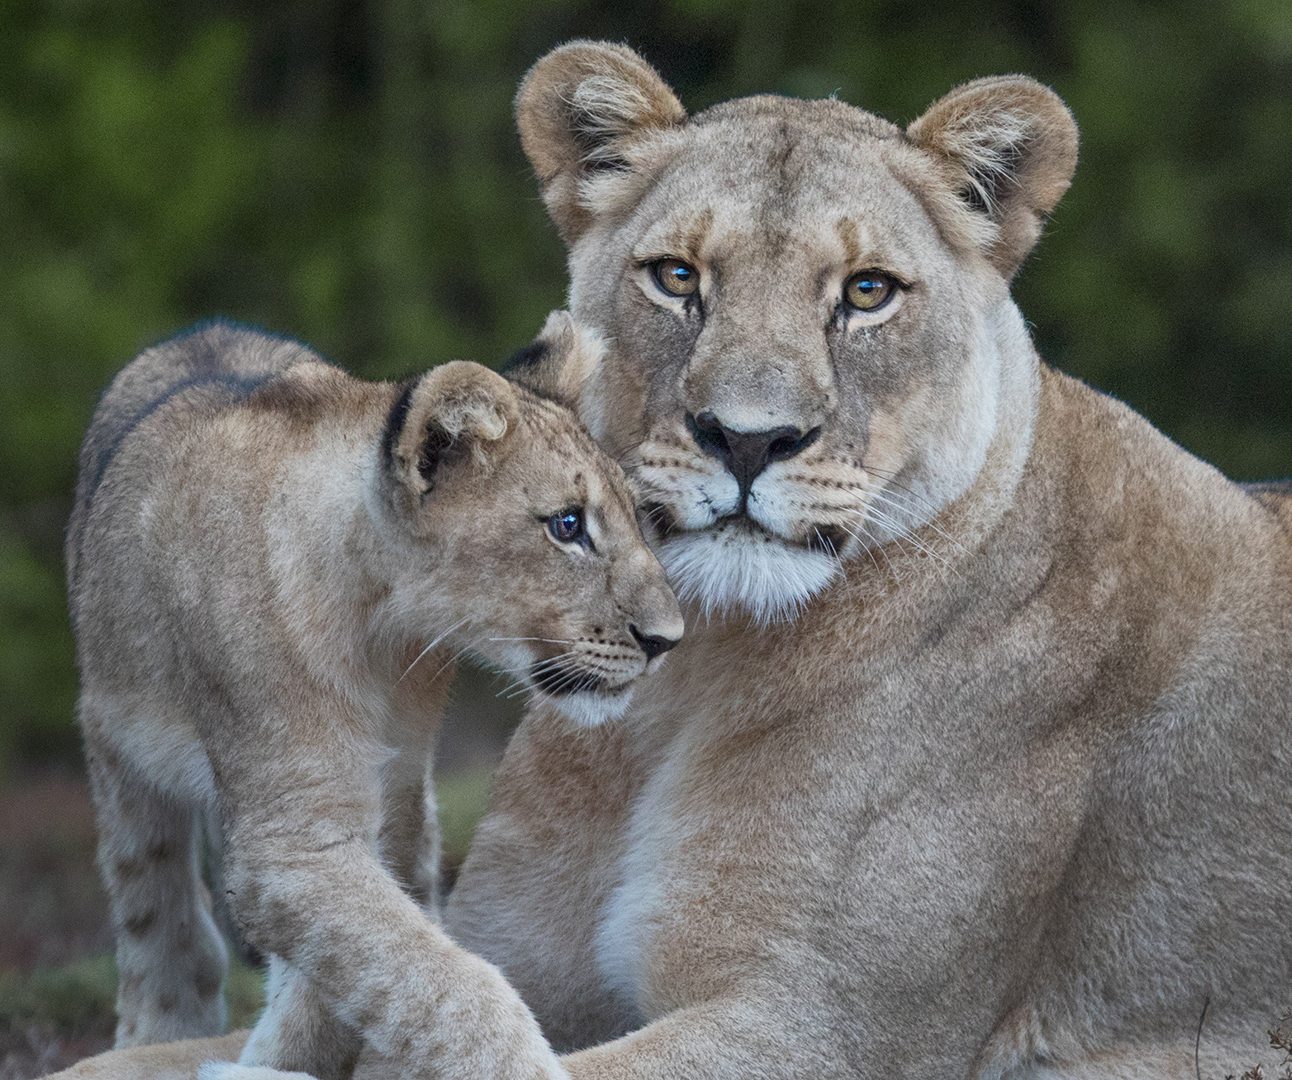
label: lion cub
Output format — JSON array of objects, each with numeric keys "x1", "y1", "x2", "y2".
[{"x1": 66, "y1": 312, "x2": 682, "y2": 1076}]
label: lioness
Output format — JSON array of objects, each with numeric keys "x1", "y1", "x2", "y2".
[
  {"x1": 54, "y1": 41, "x2": 1290, "y2": 1080},
  {"x1": 64, "y1": 311, "x2": 681, "y2": 1077}
]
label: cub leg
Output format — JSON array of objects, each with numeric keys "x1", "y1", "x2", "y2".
[
  {"x1": 222, "y1": 745, "x2": 561, "y2": 1079},
  {"x1": 239, "y1": 956, "x2": 360, "y2": 1080},
  {"x1": 380, "y1": 766, "x2": 442, "y2": 915},
  {"x1": 240, "y1": 766, "x2": 438, "y2": 1078},
  {"x1": 86, "y1": 738, "x2": 229, "y2": 1047}
]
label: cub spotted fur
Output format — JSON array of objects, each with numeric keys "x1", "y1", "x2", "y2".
[{"x1": 65, "y1": 312, "x2": 681, "y2": 1077}]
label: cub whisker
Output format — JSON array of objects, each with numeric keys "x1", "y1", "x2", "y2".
[{"x1": 399, "y1": 616, "x2": 470, "y2": 682}]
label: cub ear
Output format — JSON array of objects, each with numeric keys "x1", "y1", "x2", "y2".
[
  {"x1": 516, "y1": 40, "x2": 686, "y2": 241},
  {"x1": 906, "y1": 76, "x2": 1078, "y2": 278},
  {"x1": 383, "y1": 361, "x2": 518, "y2": 501},
  {"x1": 503, "y1": 310, "x2": 605, "y2": 412}
]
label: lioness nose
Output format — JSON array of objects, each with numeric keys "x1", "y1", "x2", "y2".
[
  {"x1": 686, "y1": 410, "x2": 819, "y2": 495},
  {"x1": 630, "y1": 624, "x2": 681, "y2": 660}
]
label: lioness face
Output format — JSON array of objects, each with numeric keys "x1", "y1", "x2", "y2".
[
  {"x1": 518, "y1": 45, "x2": 1077, "y2": 622},
  {"x1": 378, "y1": 322, "x2": 683, "y2": 727}
]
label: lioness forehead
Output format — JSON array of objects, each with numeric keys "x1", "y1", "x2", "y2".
[
  {"x1": 692, "y1": 94, "x2": 902, "y2": 144},
  {"x1": 631, "y1": 96, "x2": 940, "y2": 270}
]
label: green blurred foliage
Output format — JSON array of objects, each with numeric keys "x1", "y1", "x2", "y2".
[
  {"x1": 0, "y1": 952, "x2": 264, "y2": 1038},
  {"x1": 1, "y1": 0, "x2": 1289, "y2": 770}
]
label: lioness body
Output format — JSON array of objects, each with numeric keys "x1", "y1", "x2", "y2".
[
  {"x1": 448, "y1": 366, "x2": 1292, "y2": 1077},
  {"x1": 53, "y1": 42, "x2": 1291, "y2": 1080}
]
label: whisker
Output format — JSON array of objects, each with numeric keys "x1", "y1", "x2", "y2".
[
  {"x1": 424, "y1": 637, "x2": 482, "y2": 685},
  {"x1": 542, "y1": 665, "x2": 595, "y2": 696},
  {"x1": 498, "y1": 649, "x2": 582, "y2": 699},
  {"x1": 864, "y1": 484, "x2": 969, "y2": 555},
  {"x1": 836, "y1": 520, "x2": 894, "y2": 581},
  {"x1": 863, "y1": 503, "x2": 952, "y2": 561},
  {"x1": 399, "y1": 617, "x2": 469, "y2": 682},
  {"x1": 844, "y1": 505, "x2": 963, "y2": 582},
  {"x1": 487, "y1": 636, "x2": 580, "y2": 646},
  {"x1": 855, "y1": 468, "x2": 971, "y2": 546},
  {"x1": 497, "y1": 651, "x2": 578, "y2": 696}
]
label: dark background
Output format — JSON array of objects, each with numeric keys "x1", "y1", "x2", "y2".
[
  {"x1": 4, "y1": 0, "x2": 1292, "y2": 768},
  {"x1": 1, "y1": 1, "x2": 1289, "y2": 1075}
]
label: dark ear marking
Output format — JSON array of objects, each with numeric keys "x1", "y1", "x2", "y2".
[
  {"x1": 503, "y1": 311, "x2": 604, "y2": 410},
  {"x1": 381, "y1": 379, "x2": 417, "y2": 476},
  {"x1": 381, "y1": 380, "x2": 459, "y2": 497},
  {"x1": 502, "y1": 338, "x2": 550, "y2": 374},
  {"x1": 416, "y1": 422, "x2": 457, "y2": 491},
  {"x1": 383, "y1": 361, "x2": 519, "y2": 511}
]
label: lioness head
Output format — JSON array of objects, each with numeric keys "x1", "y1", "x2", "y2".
[
  {"x1": 374, "y1": 312, "x2": 682, "y2": 726},
  {"x1": 517, "y1": 43, "x2": 1078, "y2": 622}
]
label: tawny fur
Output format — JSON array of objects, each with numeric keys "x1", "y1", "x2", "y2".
[
  {"x1": 61, "y1": 312, "x2": 680, "y2": 1078},
  {"x1": 51, "y1": 41, "x2": 1290, "y2": 1080}
]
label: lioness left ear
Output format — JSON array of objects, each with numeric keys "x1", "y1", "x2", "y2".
[
  {"x1": 503, "y1": 310, "x2": 605, "y2": 412},
  {"x1": 907, "y1": 76, "x2": 1078, "y2": 278},
  {"x1": 383, "y1": 361, "x2": 519, "y2": 502}
]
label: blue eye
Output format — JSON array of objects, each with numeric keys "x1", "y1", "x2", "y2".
[{"x1": 548, "y1": 508, "x2": 585, "y2": 544}]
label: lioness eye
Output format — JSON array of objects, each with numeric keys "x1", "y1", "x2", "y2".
[
  {"x1": 652, "y1": 259, "x2": 699, "y2": 298},
  {"x1": 843, "y1": 270, "x2": 896, "y2": 312},
  {"x1": 548, "y1": 508, "x2": 586, "y2": 545}
]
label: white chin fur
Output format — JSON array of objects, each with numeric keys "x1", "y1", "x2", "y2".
[
  {"x1": 657, "y1": 529, "x2": 840, "y2": 624},
  {"x1": 545, "y1": 684, "x2": 637, "y2": 728}
]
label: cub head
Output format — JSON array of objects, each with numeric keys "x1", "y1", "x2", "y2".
[
  {"x1": 517, "y1": 42, "x2": 1078, "y2": 622},
  {"x1": 375, "y1": 311, "x2": 682, "y2": 726}
]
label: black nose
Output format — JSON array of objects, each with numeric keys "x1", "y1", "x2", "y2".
[
  {"x1": 686, "y1": 410, "x2": 819, "y2": 496},
  {"x1": 630, "y1": 624, "x2": 681, "y2": 661}
]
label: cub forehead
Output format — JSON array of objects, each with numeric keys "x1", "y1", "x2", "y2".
[
  {"x1": 512, "y1": 387, "x2": 590, "y2": 447},
  {"x1": 510, "y1": 392, "x2": 638, "y2": 517}
]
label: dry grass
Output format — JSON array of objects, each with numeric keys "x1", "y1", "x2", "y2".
[
  {"x1": 0, "y1": 770, "x2": 114, "y2": 1078},
  {"x1": 1225, "y1": 1011, "x2": 1292, "y2": 1080}
]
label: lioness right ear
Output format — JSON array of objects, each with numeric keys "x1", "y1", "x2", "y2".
[
  {"x1": 503, "y1": 310, "x2": 605, "y2": 412},
  {"x1": 516, "y1": 40, "x2": 686, "y2": 241},
  {"x1": 382, "y1": 361, "x2": 518, "y2": 503}
]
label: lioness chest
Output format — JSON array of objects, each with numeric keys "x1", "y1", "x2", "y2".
[
  {"x1": 452, "y1": 626, "x2": 925, "y2": 1043},
  {"x1": 450, "y1": 554, "x2": 1154, "y2": 1047},
  {"x1": 448, "y1": 636, "x2": 835, "y2": 1044}
]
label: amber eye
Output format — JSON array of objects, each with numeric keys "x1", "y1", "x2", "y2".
[
  {"x1": 652, "y1": 258, "x2": 700, "y2": 298},
  {"x1": 843, "y1": 270, "x2": 897, "y2": 312}
]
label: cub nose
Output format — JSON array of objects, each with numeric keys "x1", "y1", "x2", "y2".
[
  {"x1": 686, "y1": 410, "x2": 819, "y2": 495},
  {"x1": 630, "y1": 624, "x2": 681, "y2": 661}
]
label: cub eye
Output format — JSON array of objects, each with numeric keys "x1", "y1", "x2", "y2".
[
  {"x1": 547, "y1": 508, "x2": 586, "y2": 545},
  {"x1": 843, "y1": 270, "x2": 897, "y2": 312},
  {"x1": 651, "y1": 258, "x2": 699, "y2": 298}
]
